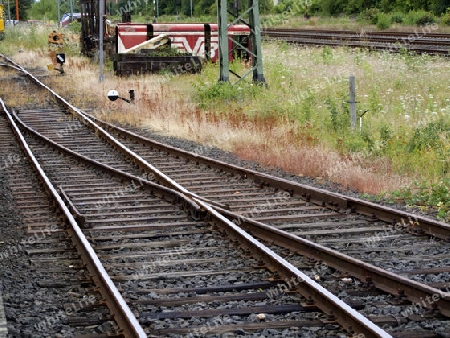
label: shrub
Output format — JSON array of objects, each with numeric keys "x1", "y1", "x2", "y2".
[
  {"x1": 391, "y1": 179, "x2": 450, "y2": 221},
  {"x1": 322, "y1": 46, "x2": 333, "y2": 63},
  {"x1": 360, "y1": 8, "x2": 380, "y2": 24},
  {"x1": 390, "y1": 12, "x2": 404, "y2": 23},
  {"x1": 376, "y1": 13, "x2": 391, "y2": 29},
  {"x1": 407, "y1": 119, "x2": 450, "y2": 154},
  {"x1": 405, "y1": 10, "x2": 436, "y2": 26},
  {"x1": 326, "y1": 94, "x2": 349, "y2": 133},
  {"x1": 195, "y1": 81, "x2": 240, "y2": 103},
  {"x1": 415, "y1": 12, "x2": 436, "y2": 25},
  {"x1": 272, "y1": 1, "x2": 291, "y2": 14},
  {"x1": 67, "y1": 20, "x2": 81, "y2": 33},
  {"x1": 441, "y1": 8, "x2": 450, "y2": 25}
]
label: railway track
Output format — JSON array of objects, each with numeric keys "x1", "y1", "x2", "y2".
[
  {"x1": 262, "y1": 29, "x2": 450, "y2": 55},
  {"x1": 0, "y1": 107, "x2": 122, "y2": 336},
  {"x1": 1, "y1": 54, "x2": 450, "y2": 337}
]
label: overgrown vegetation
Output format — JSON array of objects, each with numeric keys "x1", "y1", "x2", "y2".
[
  {"x1": 0, "y1": 23, "x2": 81, "y2": 57},
  {"x1": 192, "y1": 43, "x2": 450, "y2": 220},
  {"x1": 21, "y1": 0, "x2": 450, "y2": 30},
  {"x1": 1, "y1": 20, "x2": 449, "y2": 221}
]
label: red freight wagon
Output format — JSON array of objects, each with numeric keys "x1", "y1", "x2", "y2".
[{"x1": 116, "y1": 23, "x2": 250, "y2": 62}]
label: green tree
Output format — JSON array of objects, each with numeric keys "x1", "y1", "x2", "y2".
[
  {"x1": 433, "y1": 0, "x2": 450, "y2": 14},
  {"x1": 193, "y1": 0, "x2": 216, "y2": 16},
  {"x1": 315, "y1": 0, "x2": 444, "y2": 15},
  {"x1": 28, "y1": 0, "x2": 58, "y2": 21},
  {"x1": 319, "y1": 0, "x2": 347, "y2": 15},
  {"x1": 344, "y1": 0, "x2": 377, "y2": 14},
  {"x1": 28, "y1": 0, "x2": 77, "y2": 21},
  {"x1": 3, "y1": 0, "x2": 33, "y2": 20}
]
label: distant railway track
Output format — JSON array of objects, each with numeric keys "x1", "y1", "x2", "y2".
[
  {"x1": 1, "y1": 53, "x2": 450, "y2": 337},
  {"x1": 263, "y1": 28, "x2": 450, "y2": 55}
]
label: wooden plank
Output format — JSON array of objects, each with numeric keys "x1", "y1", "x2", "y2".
[
  {"x1": 152, "y1": 319, "x2": 325, "y2": 335},
  {"x1": 87, "y1": 215, "x2": 187, "y2": 224},
  {"x1": 90, "y1": 222, "x2": 205, "y2": 232},
  {"x1": 99, "y1": 246, "x2": 216, "y2": 260},
  {"x1": 112, "y1": 268, "x2": 260, "y2": 282},
  {"x1": 293, "y1": 226, "x2": 390, "y2": 236},
  {"x1": 135, "y1": 291, "x2": 270, "y2": 306},
  {"x1": 135, "y1": 281, "x2": 277, "y2": 295},
  {"x1": 142, "y1": 304, "x2": 316, "y2": 320},
  {"x1": 93, "y1": 239, "x2": 191, "y2": 251},
  {"x1": 255, "y1": 212, "x2": 343, "y2": 222}
]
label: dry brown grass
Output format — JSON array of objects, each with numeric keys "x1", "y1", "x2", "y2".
[
  {"x1": 1, "y1": 49, "x2": 412, "y2": 195},
  {"x1": 234, "y1": 142, "x2": 407, "y2": 193}
]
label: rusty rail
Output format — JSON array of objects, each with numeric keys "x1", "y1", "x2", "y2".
[
  {"x1": 7, "y1": 95, "x2": 393, "y2": 337},
  {"x1": 196, "y1": 199, "x2": 392, "y2": 338},
  {"x1": 216, "y1": 206, "x2": 450, "y2": 317},
  {"x1": 0, "y1": 98, "x2": 147, "y2": 338},
  {"x1": 87, "y1": 115, "x2": 450, "y2": 241}
]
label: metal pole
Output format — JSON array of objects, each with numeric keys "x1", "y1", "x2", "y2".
[
  {"x1": 99, "y1": 0, "x2": 104, "y2": 83},
  {"x1": 57, "y1": 0, "x2": 60, "y2": 28},
  {"x1": 190, "y1": 0, "x2": 192, "y2": 17},
  {"x1": 349, "y1": 76, "x2": 356, "y2": 130},
  {"x1": 70, "y1": 0, "x2": 74, "y2": 22},
  {"x1": 217, "y1": 0, "x2": 229, "y2": 82},
  {"x1": 152, "y1": 0, "x2": 155, "y2": 21},
  {"x1": 14, "y1": 0, "x2": 18, "y2": 20},
  {"x1": 248, "y1": 0, "x2": 265, "y2": 83},
  {"x1": 7, "y1": 0, "x2": 11, "y2": 22}
]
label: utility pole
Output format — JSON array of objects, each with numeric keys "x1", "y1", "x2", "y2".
[
  {"x1": 99, "y1": 0, "x2": 104, "y2": 83},
  {"x1": 217, "y1": 0, "x2": 229, "y2": 82}
]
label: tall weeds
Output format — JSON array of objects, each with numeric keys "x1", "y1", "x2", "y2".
[{"x1": 1, "y1": 28, "x2": 449, "y2": 206}]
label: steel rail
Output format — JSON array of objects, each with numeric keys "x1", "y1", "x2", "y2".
[
  {"x1": 215, "y1": 206, "x2": 450, "y2": 318},
  {"x1": 2, "y1": 75, "x2": 393, "y2": 338},
  {"x1": 4, "y1": 53, "x2": 450, "y2": 243},
  {"x1": 195, "y1": 198, "x2": 392, "y2": 338},
  {"x1": 0, "y1": 99, "x2": 147, "y2": 338},
  {"x1": 263, "y1": 28, "x2": 450, "y2": 39},
  {"x1": 2, "y1": 52, "x2": 445, "y2": 336},
  {"x1": 10, "y1": 109, "x2": 205, "y2": 220},
  {"x1": 0, "y1": 53, "x2": 226, "y2": 210},
  {"x1": 11, "y1": 110, "x2": 391, "y2": 338},
  {"x1": 262, "y1": 28, "x2": 450, "y2": 39},
  {"x1": 85, "y1": 115, "x2": 450, "y2": 241},
  {"x1": 262, "y1": 29, "x2": 450, "y2": 55},
  {"x1": 7, "y1": 104, "x2": 393, "y2": 338}
]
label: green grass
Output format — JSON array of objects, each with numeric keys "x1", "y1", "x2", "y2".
[
  {"x1": 192, "y1": 42, "x2": 450, "y2": 220},
  {"x1": 2, "y1": 22, "x2": 449, "y2": 221},
  {"x1": 0, "y1": 23, "x2": 80, "y2": 57},
  {"x1": 0, "y1": 24, "x2": 49, "y2": 54}
]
